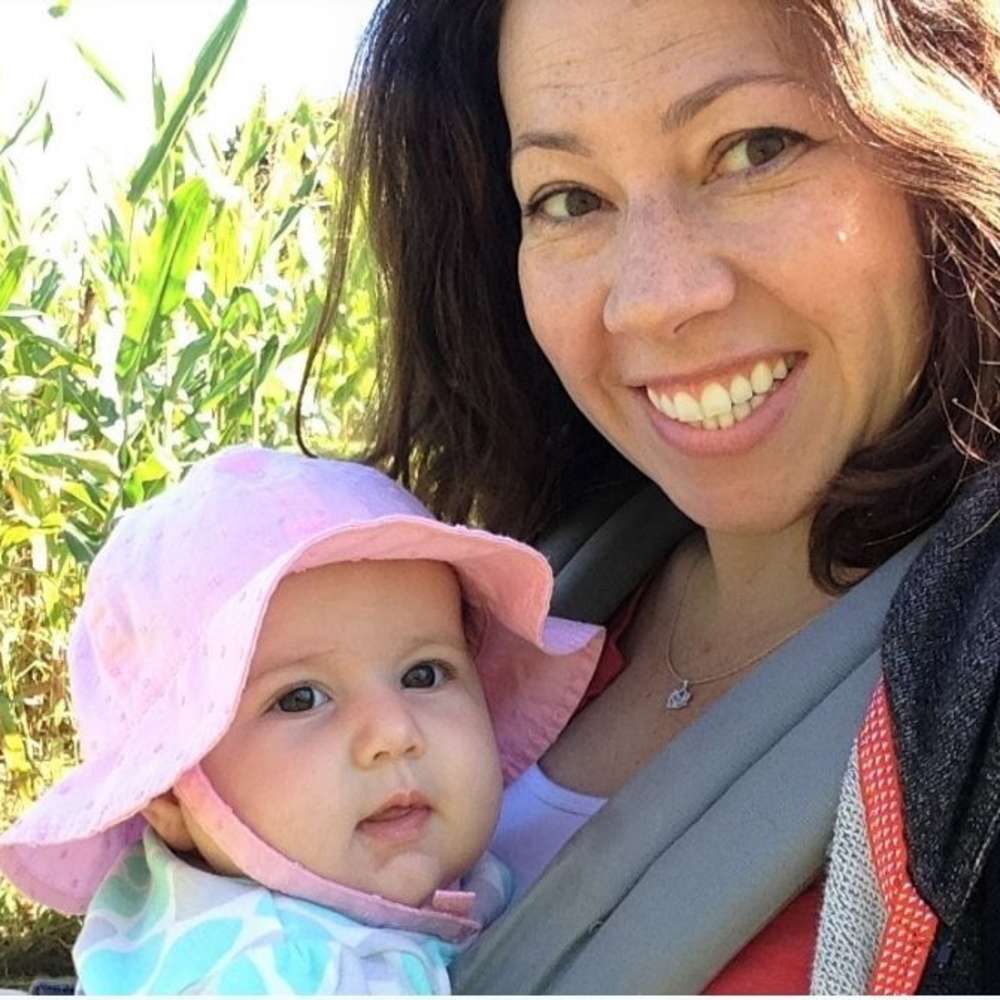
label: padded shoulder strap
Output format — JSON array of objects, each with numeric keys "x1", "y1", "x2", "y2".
[
  {"x1": 542, "y1": 481, "x2": 693, "y2": 623},
  {"x1": 452, "y1": 531, "x2": 928, "y2": 995}
]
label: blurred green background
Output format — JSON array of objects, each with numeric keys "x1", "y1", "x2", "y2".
[{"x1": 0, "y1": 0, "x2": 377, "y2": 979}]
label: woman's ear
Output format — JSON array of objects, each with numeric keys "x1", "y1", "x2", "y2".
[{"x1": 141, "y1": 791, "x2": 197, "y2": 852}]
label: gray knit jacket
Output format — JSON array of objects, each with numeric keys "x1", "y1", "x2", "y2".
[{"x1": 814, "y1": 464, "x2": 1000, "y2": 993}]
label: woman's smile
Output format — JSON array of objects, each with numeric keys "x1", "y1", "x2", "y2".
[
  {"x1": 641, "y1": 354, "x2": 807, "y2": 458},
  {"x1": 643, "y1": 352, "x2": 798, "y2": 428}
]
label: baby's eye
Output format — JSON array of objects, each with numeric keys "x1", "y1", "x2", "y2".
[
  {"x1": 715, "y1": 128, "x2": 808, "y2": 178},
  {"x1": 401, "y1": 661, "x2": 450, "y2": 689},
  {"x1": 528, "y1": 187, "x2": 603, "y2": 223},
  {"x1": 274, "y1": 685, "x2": 330, "y2": 713}
]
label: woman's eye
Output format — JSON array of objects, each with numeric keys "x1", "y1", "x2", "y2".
[
  {"x1": 715, "y1": 128, "x2": 807, "y2": 178},
  {"x1": 274, "y1": 685, "x2": 330, "y2": 713},
  {"x1": 401, "y1": 661, "x2": 450, "y2": 689},
  {"x1": 528, "y1": 187, "x2": 603, "y2": 223}
]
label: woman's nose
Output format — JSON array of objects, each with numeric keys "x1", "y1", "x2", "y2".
[
  {"x1": 602, "y1": 197, "x2": 737, "y2": 339},
  {"x1": 350, "y1": 694, "x2": 425, "y2": 768}
]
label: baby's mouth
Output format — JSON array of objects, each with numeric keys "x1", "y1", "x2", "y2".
[{"x1": 358, "y1": 791, "x2": 432, "y2": 842}]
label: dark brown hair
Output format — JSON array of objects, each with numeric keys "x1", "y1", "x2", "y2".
[{"x1": 301, "y1": 0, "x2": 1000, "y2": 592}]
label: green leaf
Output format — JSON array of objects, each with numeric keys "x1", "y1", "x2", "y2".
[
  {"x1": 53, "y1": 368, "x2": 114, "y2": 438},
  {"x1": 128, "y1": 0, "x2": 248, "y2": 204},
  {"x1": 332, "y1": 368, "x2": 366, "y2": 407},
  {"x1": 169, "y1": 333, "x2": 214, "y2": 394},
  {"x1": 120, "y1": 177, "x2": 212, "y2": 380},
  {"x1": 41, "y1": 511, "x2": 67, "y2": 531},
  {"x1": 30, "y1": 261, "x2": 62, "y2": 312},
  {"x1": 63, "y1": 523, "x2": 98, "y2": 565},
  {"x1": 132, "y1": 455, "x2": 168, "y2": 483},
  {"x1": 7, "y1": 319, "x2": 92, "y2": 369},
  {"x1": 183, "y1": 298, "x2": 215, "y2": 336},
  {"x1": 151, "y1": 55, "x2": 166, "y2": 130},
  {"x1": 104, "y1": 207, "x2": 128, "y2": 286},
  {"x1": 208, "y1": 204, "x2": 241, "y2": 299},
  {"x1": 254, "y1": 334, "x2": 280, "y2": 389},
  {"x1": 0, "y1": 83, "x2": 47, "y2": 159},
  {"x1": 21, "y1": 446, "x2": 120, "y2": 481},
  {"x1": 219, "y1": 286, "x2": 263, "y2": 334},
  {"x1": 229, "y1": 92, "x2": 270, "y2": 182},
  {"x1": 1, "y1": 731, "x2": 31, "y2": 773},
  {"x1": 122, "y1": 470, "x2": 145, "y2": 507},
  {"x1": 271, "y1": 170, "x2": 319, "y2": 247},
  {"x1": 200, "y1": 353, "x2": 255, "y2": 406},
  {"x1": 0, "y1": 163, "x2": 20, "y2": 238},
  {"x1": 279, "y1": 288, "x2": 324, "y2": 359},
  {"x1": 73, "y1": 41, "x2": 127, "y2": 102},
  {"x1": 41, "y1": 112, "x2": 54, "y2": 151},
  {"x1": 47, "y1": 1, "x2": 72, "y2": 17},
  {"x1": 7, "y1": 469, "x2": 46, "y2": 520},
  {"x1": 61, "y1": 481, "x2": 106, "y2": 519},
  {"x1": 1, "y1": 525, "x2": 34, "y2": 548},
  {"x1": 0, "y1": 246, "x2": 29, "y2": 310}
]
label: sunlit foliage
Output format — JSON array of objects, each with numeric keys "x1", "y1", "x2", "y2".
[{"x1": 0, "y1": 5, "x2": 375, "y2": 974}]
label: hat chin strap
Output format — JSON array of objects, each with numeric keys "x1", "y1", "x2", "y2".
[{"x1": 172, "y1": 766, "x2": 481, "y2": 943}]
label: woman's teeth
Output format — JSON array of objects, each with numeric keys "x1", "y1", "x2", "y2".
[{"x1": 646, "y1": 356, "x2": 795, "y2": 431}]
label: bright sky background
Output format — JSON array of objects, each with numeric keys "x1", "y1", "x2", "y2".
[{"x1": 0, "y1": 0, "x2": 378, "y2": 221}]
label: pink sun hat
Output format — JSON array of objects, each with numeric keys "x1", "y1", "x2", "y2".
[{"x1": 0, "y1": 445, "x2": 604, "y2": 927}]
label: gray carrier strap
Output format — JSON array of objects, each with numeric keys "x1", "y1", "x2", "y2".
[
  {"x1": 452, "y1": 532, "x2": 927, "y2": 995},
  {"x1": 547, "y1": 483, "x2": 693, "y2": 623}
]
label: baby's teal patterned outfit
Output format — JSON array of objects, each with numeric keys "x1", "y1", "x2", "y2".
[{"x1": 73, "y1": 829, "x2": 511, "y2": 995}]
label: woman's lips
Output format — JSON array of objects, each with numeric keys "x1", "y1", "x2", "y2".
[
  {"x1": 645, "y1": 353, "x2": 799, "y2": 427},
  {"x1": 642, "y1": 356, "x2": 806, "y2": 458}
]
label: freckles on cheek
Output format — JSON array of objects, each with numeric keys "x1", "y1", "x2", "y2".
[{"x1": 519, "y1": 257, "x2": 604, "y2": 377}]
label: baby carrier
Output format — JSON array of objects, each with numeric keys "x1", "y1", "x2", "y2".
[{"x1": 451, "y1": 480, "x2": 925, "y2": 994}]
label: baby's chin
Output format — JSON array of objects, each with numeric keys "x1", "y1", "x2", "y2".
[
  {"x1": 337, "y1": 853, "x2": 460, "y2": 909},
  {"x1": 195, "y1": 846, "x2": 445, "y2": 908}
]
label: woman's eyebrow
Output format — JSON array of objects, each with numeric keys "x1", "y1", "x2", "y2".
[
  {"x1": 511, "y1": 130, "x2": 593, "y2": 160},
  {"x1": 510, "y1": 71, "x2": 802, "y2": 161},
  {"x1": 660, "y1": 71, "x2": 803, "y2": 131}
]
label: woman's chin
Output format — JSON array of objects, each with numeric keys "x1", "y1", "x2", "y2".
[{"x1": 652, "y1": 479, "x2": 824, "y2": 541}]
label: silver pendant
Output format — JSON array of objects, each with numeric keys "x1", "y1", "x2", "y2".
[{"x1": 665, "y1": 679, "x2": 692, "y2": 710}]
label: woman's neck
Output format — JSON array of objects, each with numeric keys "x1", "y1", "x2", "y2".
[{"x1": 696, "y1": 517, "x2": 835, "y2": 641}]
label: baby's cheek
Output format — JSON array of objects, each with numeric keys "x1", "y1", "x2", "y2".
[
  {"x1": 474, "y1": 725, "x2": 505, "y2": 820},
  {"x1": 449, "y1": 698, "x2": 503, "y2": 791}
]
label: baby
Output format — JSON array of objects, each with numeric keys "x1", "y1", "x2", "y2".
[{"x1": 0, "y1": 446, "x2": 603, "y2": 994}]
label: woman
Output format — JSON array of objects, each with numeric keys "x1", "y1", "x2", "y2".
[{"x1": 303, "y1": 0, "x2": 1000, "y2": 992}]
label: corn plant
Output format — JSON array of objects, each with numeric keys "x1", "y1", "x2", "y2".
[{"x1": 0, "y1": 0, "x2": 377, "y2": 837}]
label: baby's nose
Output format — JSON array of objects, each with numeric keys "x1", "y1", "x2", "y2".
[{"x1": 350, "y1": 694, "x2": 425, "y2": 767}]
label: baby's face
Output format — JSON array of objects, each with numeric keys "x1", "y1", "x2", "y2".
[{"x1": 188, "y1": 559, "x2": 504, "y2": 907}]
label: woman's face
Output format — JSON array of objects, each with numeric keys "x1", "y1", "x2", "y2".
[{"x1": 499, "y1": 0, "x2": 931, "y2": 537}]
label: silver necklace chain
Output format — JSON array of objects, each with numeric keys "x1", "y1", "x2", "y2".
[{"x1": 663, "y1": 551, "x2": 802, "y2": 711}]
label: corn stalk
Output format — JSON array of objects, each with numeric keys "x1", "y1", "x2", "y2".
[{"x1": 0, "y1": 0, "x2": 377, "y2": 827}]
